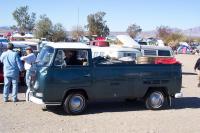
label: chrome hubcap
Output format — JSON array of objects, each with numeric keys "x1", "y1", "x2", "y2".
[
  {"x1": 149, "y1": 92, "x2": 164, "y2": 108},
  {"x1": 69, "y1": 95, "x2": 84, "y2": 112}
]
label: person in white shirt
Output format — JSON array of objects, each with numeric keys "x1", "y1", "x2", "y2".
[{"x1": 20, "y1": 46, "x2": 36, "y2": 101}]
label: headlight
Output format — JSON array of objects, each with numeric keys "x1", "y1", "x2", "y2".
[{"x1": 35, "y1": 93, "x2": 43, "y2": 97}]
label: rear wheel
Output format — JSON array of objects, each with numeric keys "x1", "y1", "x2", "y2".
[
  {"x1": 63, "y1": 92, "x2": 87, "y2": 115},
  {"x1": 145, "y1": 90, "x2": 166, "y2": 110}
]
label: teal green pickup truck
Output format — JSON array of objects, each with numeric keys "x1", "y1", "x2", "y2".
[{"x1": 29, "y1": 42, "x2": 182, "y2": 115}]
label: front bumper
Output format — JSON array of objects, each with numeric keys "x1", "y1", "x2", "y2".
[
  {"x1": 29, "y1": 92, "x2": 62, "y2": 106},
  {"x1": 29, "y1": 93, "x2": 44, "y2": 105},
  {"x1": 175, "y1": 92, "x2": 183, "y2": 98}
]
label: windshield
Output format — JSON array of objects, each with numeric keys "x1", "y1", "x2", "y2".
[{"x1": 36, "y1": 46, "x2": 54, "y2": 66}]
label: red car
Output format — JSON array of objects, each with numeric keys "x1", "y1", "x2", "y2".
[
  {"x1": 154, "y1": 57, "x2": 181, "y2": 64},
  {"x1": 90, "y1": 40, "x2": 109, "y2": 47}
]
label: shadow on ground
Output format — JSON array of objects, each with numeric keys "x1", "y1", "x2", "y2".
[
  {"x1": 45, "y1": 100, "x2": 145, "y2": 115},
  {"x1": 3, "y1": 99, "x2": 26, "y2": 102},
  {"x1": 45, "y1": 97, "x2": 200, "y2": 115},
  {"x1": 172, "y1": 97, "x2": 200, "y2": 109}
]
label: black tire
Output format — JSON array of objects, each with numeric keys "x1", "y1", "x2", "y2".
[
  {"x1": 63, "y1": 92, "x2": 87, "y2": 115},
  {"x1": 145, "y1": 90, "x2": 166, "y2": 110}
]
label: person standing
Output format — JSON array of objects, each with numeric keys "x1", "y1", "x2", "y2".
[
  {"x1": 21, "y1": 46, "x2": 36, "y2": 102},
  {"x1": 194, "y1": 58, "x2": 200, "y2": 87},
  {"x1": 0, "y1": 43, "x2": 24, "y2": 102},
  {"x1": 20, "y1": 46, "x2": 36, "y2": 101}
]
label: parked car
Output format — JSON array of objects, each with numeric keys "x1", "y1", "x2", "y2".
[
  {"x1": 10, "y1": 41, "x2": 38, "y2": 50},
  {"x1": 136, "y1": 45, "x2": 175, "y2": 64},
  {"x1": 154, "y1": 57, "x2": 181, "y2": 64},
  {"x1": 140, "y1": 45, "x2": 174, "y2": 57},
  {"x1": 90, "y1": 40, "x2": 109, "y2": 47},
  {"x1": 29, "y1": 42, "x2": 182, "y2": 115},
  {"x1": 91, "y1": 44, "x2": 174, "y2": 64},
  {"x1": 116, "y1": 35, "x2": 174, "y2": 58}
]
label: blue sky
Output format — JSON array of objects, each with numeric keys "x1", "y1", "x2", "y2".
[{"x1": 0, "y1": 0, "x2": 199, "y2": 31}]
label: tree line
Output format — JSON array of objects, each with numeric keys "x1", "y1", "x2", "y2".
[{"x1": 11, "y1": 5, "x2": 199, "y2": 45}]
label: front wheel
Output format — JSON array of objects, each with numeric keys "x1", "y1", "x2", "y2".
[
  {"x1": 63, "y1": 92, "x2": 87, "y2": 115},
  {"x1": 145, "y1": 90, "x2": 166, "y2": 110}
]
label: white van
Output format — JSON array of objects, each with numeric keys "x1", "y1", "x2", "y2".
[
  {"x1": 115, "y1": 35, "x2": 173, "y2": 57},
  {"x1": 140, "y1": 45, "x2": 174, "y2": 57},
  {"x1": 91, "y1": 46, "x2": 141, "y2": 61}
]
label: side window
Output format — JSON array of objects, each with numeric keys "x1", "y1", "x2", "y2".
[
  {"x1": 55, "y1": 49, "x2": 89, "y2": 67},
  {"x1": 143, "y1": 50, "x2": 157, "y2": 56},
  {"x1": 54, "y1": 50, "x2": 65, "y2": 66},
  {"x1": 158, "y1": 50, "x2": 171, "y2": 56},
  {"x1": 76, "y1": 50, "x2": 89, "y2": 66}
]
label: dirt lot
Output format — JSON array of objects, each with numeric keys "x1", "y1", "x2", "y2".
[{"x1": 1, "y1": 54, "x2": 200, "y2": 133}]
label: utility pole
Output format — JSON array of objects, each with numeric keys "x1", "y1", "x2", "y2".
[
  {"x1": 189, "y1": 28, "x2": 192, "y2": 45},
  {"x1": 77, "y1": 8, "x2": 79, "y2": 40}
]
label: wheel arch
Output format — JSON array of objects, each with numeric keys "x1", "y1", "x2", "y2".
[
  {"x1": 144, "y1": 87, "x2": 169, "y2": 99},
  {"x1": 62, "y1": 88, "x2": 89, "y2": 105}
]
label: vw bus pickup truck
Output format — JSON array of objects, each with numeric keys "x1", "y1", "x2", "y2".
[{"x1": 30, "y1": 42, "x2": 182, "y2": 115}]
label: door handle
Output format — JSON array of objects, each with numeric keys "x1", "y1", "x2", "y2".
[{"x1": 84, "y1": 74, "x2": 91, "y2": 77}]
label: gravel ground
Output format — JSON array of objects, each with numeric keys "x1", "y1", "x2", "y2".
[{"x1": 1, "y1": 54, "x2": 200, "y2": 133}]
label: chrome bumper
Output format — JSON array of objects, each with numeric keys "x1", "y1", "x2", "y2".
[
  {"x1": 175, "y1": 92, "x2": 183, "y2": 98},
  {"x1": 29, "y1": 93, "x2": 61, "y2": 106},
  {"x1": 29, "y1": 94, "x2": 44, "y2": 105}
]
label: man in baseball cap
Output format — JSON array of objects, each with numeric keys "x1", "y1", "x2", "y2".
[{"x1": 21, "y1": 46, "x2": 36, "y2": 101}]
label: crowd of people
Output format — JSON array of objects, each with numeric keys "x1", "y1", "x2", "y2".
[{"x1": 0, "y1": 43, "x2": 36, "y2": 102}]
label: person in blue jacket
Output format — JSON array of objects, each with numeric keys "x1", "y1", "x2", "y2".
[{"x1": 0, "y1": 43, "x2": 24, "y2": 102}]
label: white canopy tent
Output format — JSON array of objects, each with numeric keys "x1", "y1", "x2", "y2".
[{"x1": 116, "y1": 35, "x2": 140, "y2": 49}]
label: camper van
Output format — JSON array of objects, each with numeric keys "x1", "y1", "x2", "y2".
[
  {"x1": 136, "y1": 45, "x2": 175, "y2": 64},
  {"x1": 91, "y1": 46, "x2": 142, "y2": 61},
  {"x1": 140, "y1": 45, "x2": 174, "y2": 57},
  {"x1": 115, "y1": 35, "x2": 173, "y2": 57}
]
